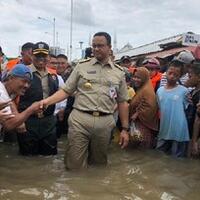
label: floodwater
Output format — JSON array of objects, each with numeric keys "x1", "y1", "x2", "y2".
[{"x1": 0, "y1": 136, "x2": 200, "y2": 200}]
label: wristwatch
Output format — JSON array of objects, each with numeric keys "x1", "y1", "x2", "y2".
[{"x1": 121, "y1": 127, "x2": 130, "y2": 132}]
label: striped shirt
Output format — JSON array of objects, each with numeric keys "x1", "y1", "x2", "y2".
[{"x1": 159, "y1": 73, "x2": 189, "y2": 87}]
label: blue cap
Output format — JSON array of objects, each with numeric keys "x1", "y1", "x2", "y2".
[{"x1": 10, "y1": 64, "x2": 33, "y2": 81}]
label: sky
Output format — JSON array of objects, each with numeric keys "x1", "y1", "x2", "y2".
[{"x1": 0, "y1": 0, "x2": 200, "y2": 59}]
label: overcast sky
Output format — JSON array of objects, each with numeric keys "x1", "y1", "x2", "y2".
[{"x1": 0, "y1": 0, "x2": 200, "y2": 59}]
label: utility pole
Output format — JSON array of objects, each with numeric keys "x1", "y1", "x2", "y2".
[
  {"x1": 69, "y1": 0, "x2": 73, "y2": 61},
  {"x1": 53, "y1": 17, "x2": 56, "y2": 54},
  {"x1": 38, "y1": 16, "x2": 56, "y2": 54},
  {"x1": 79, "y1": 41, "x2": 84, "y2": 58}
]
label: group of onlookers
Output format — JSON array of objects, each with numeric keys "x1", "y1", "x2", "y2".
[
  {"x1": 120, "y1": 50, "x2": 200, "y2": 158},
  {"x1": 1, "y1": 34, "x2": 200, "y2": 171},
  {"x1": 0, "y1": 42, "x2": 72, "y2": 155}
]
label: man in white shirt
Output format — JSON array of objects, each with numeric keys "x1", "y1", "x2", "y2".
[
  {"x1": 0, "y1": 64, "x2": 40, "y2": 132},
  {"x1": 0, "y1": 101, "x2": 14, "y2": 124}
]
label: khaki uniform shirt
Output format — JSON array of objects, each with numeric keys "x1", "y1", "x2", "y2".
[
  {"x1": 62, "y1": 57, "x2": 128, "y2": 114},
  {"x1": 30, "y1": 65, "x2": 49, "y2": 99}
]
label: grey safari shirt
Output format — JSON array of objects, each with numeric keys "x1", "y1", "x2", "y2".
[{"x1": 62, "y1": 57, "x2": 128, "y2": 114}]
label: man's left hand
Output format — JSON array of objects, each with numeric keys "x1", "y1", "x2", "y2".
[
  {"x1": 57, "y1": 109, "x2": 65, "y2": 121},
  {"x1": 119, "y1": 130, "x2": 129, "y2": 149}
]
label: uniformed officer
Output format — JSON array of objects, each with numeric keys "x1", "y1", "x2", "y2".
[
  {"x1": 18, "y1": 42, "x2": 58, "y2": 155},
  {"x1": 40, "y1": 32, "x2": 129, "y2": 169}
]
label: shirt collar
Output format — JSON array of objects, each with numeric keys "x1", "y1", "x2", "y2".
[
  {"x1": 91, "y1": 57, "x2": 114, "y2": 69},
  {"x1": 30, "y1": 64, "x2": 49, "y2": 76}
]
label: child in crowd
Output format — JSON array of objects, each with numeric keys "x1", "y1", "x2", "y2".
[
  {"x1": 184, "y1": 62, "x2": 200, "y2": 138},
  {"x1": 156, "y1": 60, "x2": 190, "y2": 157},
  {"x1": 187, "y1": 62, "x2": 200, "y2": 156},
  {"x1": 192, "y1": 101, "x2": 200, "y2": 156}
]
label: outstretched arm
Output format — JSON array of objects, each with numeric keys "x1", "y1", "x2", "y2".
[
  {"x1": 3, "y1": 101, "x2": 40, "y2": 131},
  {"x1": 40, "y1": 89, "x2": 69, "y2": 109}
]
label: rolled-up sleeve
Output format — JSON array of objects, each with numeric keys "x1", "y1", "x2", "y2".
[
  {"x1": 61, "y1": 65, "x2": 79, "y2": 95},
  {"x1": 117, "y1": 73, "x2": 129, "y2": 103}
]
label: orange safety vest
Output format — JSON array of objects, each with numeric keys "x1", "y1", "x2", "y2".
[
  {"x1": 128, "y1": 66, "x2": 136, "y2": 74},
  {"x1": 151, "y1": 72, "x2": 162, "y2": 89},
  {"x1": 6, "y1": 58, "x2": 20, "y2": 71},
  {"x1": 47, "y1": 67, "x2": 57, "y2": 75}
]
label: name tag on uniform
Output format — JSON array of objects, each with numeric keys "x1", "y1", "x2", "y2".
[
  {"x1": 87, "y1": 70, "x2": 96, "y2": 74},
  {"x1": 109, "y1": 86, "x2": 117, "y2": 99}
]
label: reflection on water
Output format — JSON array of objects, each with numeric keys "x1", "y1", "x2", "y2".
[{"x1": 0, "y1": 136, "x2": 200, "y2": 200}]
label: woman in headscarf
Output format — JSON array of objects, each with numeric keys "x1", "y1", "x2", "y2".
[{"x1": 129, "y1": 67, "x2": 159, "y2": 148}]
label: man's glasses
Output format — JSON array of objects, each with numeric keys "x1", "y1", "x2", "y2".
[{"x1": 92, "y1": 44, "x2": 107, "y2": 49}]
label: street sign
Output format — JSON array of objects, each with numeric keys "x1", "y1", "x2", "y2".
[{"x1": 182, "y1": 33, "x2": 200, "y2": 46}]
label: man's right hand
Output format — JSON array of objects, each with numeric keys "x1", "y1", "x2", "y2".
[
  {"x1": 0, "y1": 110, "x2": 15, "y2": 123},
  {"x1": 0, "y1": 100, "x2": 12, "y2": 110}
]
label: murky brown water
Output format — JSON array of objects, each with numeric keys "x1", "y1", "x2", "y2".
[{"x1": 0, "y1": 136, "x2": 200, "y2": 200}]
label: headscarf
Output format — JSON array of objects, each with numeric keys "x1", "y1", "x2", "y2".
[{"x1": 130, "y1": 67, "x2": 158, "y2": 131}]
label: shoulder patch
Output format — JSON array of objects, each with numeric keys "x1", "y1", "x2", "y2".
[
  {"x1": 78, "y1": 58, "x2": 92, "y2": 64},
  {"x1": 114, "y1": 63, "x2": 124, "y2": 71}
]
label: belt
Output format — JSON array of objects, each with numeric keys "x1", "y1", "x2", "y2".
[{"x1": 76, "y1": 109, "x2": 111, "y2": 116}]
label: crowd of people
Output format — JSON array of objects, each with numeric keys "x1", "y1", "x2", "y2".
[
  {"x1": 0, "y1": 32, "x2": 200, "y2": 170},
  {"x1": 120, "y1": 49, "x2": 200, "y2": 158}
]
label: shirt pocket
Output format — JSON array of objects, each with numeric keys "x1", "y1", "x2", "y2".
[{"x1": 78, "y1": 73, "x2": 98, "y2": 91}]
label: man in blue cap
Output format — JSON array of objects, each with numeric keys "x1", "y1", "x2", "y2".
[{"x1": 0, "y1": 64, "x2": 40, "y2": 132}]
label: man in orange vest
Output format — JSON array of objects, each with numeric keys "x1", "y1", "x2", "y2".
[{"x1": 6, "y1": 42, "x2": 34, "y2": 72}]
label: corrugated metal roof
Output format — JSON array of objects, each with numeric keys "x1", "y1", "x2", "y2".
[
  {"x1": 147, "y1": 46, "x2": 200, "y2": 60},
  {"x1": 115, "y1": 33, "x2": 183, "y2": 60}
]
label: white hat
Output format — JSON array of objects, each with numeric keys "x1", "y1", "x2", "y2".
[{"x1": 173, "y1": 51, "x2": 195, "y2": 64}]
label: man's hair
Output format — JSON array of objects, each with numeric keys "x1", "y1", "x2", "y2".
[
  {"x1": 84, "y1": 47, "x2": 93, "y2": 59},
  {"x1": 21, "y1": 42, "x2": 34, "y2": 51},
  {"x1": 49, "y1": 54, "x2": 57, "y2": 58},
  {"x1": 93, "y1": 32, "x2": 111, "y2": 45},
  {"x1": 57, "y1": 54, "x2": 68, "y2": 60},
  {"x1": 168, "y1": 60, "x2": 184, "y2": 75}
]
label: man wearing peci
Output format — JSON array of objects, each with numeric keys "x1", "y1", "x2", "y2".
[{"x1": 40, "y1": 32, "x2": 129, "y2": 169}]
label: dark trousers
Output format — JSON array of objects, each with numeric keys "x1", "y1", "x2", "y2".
[{"x1": 17, "y1": 115, "x2": 57, "y2": 156}]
